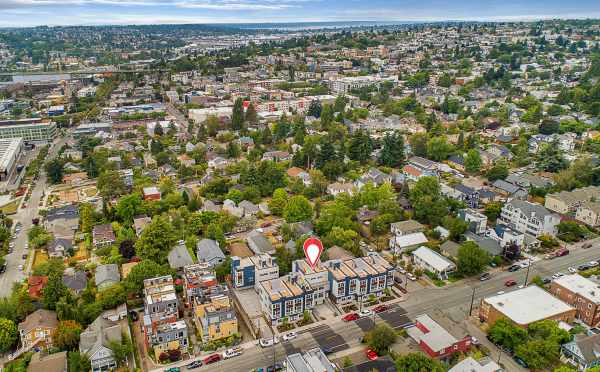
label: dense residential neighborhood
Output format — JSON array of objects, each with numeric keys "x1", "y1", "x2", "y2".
[{"x1": 0, "y1": 15, "x2": 600, "y2": 372}]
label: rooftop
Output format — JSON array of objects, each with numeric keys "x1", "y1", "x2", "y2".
[{"x1": 553, "y1": 274, "x2": 600, "y2": 304}]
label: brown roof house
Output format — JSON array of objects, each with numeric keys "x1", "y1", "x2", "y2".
[
  {"x1": 18, "y1": 309, "x2": 59, "y2": 350},
  {"x1": 92, "y1": 223, "x2": 116, "y2": 248}
]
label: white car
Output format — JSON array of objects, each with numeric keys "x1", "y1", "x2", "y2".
[
  {"x1": 358, "y1": 309, "x2": 372, "y2": 318},
  {"x1": 407, "y1": 273, "x2": 417, "y2": 281},
  {"x1": 590, "y1": 261, "x2": 599, "y2": 268},
  {"x1": 282, "y1": 332, "x2": 297, "y2": 342},
  {"x1": 568, "y1": 267, "x2": 577, "y2": 274},
  {"x1": 397, "y1": 267, "x2": 406, "y2": 274},
  {"x1": 552, "y1": 272, "x2": 565, "y2": 279},
  {"x1": 259, "y1": 337, "x2": 279, "y2": 348},
  {"x1": 517, "y1": 285, "x2": 525, "y2": 289},
  {"x1": 17, "y1": 265, "x2": 23, "y2": 271},
  {"x1": 222, "y1": 347, "x2": 243, "y2": 359},
  {"x1": 496, "y1": 291, "x2": 505, "y2": 295},
  {"x1": 518, "y1": 261, "x2": 530, "y2": 268}
]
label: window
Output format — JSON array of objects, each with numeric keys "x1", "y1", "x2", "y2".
[
  {"x1": 359, "y1": 280, "x2": 367, "y2": 294},
  {"x1": 337, "y1": 281, "x2": 346, "y2": 297},
  {"x1": 272, "y1": 303, "x2": 281, "y2": 318},
  {"x1": 348, "y1": 280, "x2": 356, "y2": 294}
]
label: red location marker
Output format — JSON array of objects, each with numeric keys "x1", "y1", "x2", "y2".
[{"x1": 303, "y1": 237, "x2": 323, "y2": 269}]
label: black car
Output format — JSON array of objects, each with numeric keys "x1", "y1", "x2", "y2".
[
  {"x1": 508, "y1": 265, "x2": 520, "y2": 272},
  {"x1": 0, "y1": 263, "x2": 6, "y2": 273},
  {"x1": 129, "y1": 311, "x2": 138, "y2": 321},
  {"x1": 542, "y1": 277, "x2": 551, "y2": 284},
  {"x1": 321, "y1": 346, "x2": 334, "y2": 355},
  {"x1": 186, "y1": 361, "x2": 202, "y2": 369},
  {"x1": 578, "y1": 264, "x2": 590, "y2": 271},
  {"x1": 514, "y1": 356, "x2": 528, "y2": 368},
  {"x1": 266, "y1": 363, "x2": 284, "y2": 372}
]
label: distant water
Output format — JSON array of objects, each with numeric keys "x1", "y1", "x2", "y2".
[{"x1": 230, "y1": 21, "x2": 423, "y2": 31}]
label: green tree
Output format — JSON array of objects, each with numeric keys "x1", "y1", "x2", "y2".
[
  {"x1": 45, "y1": 159, "x2": 64, "y2": 184},
  {"x1": 457, "y1": 241, "x2": 490, "y2": 276},
  {"x1": 79, "y1": 203, "x2": 95, "y2": 233},
  {"x1": 486, "y1": 160, "x2": 509, "y2": 181},
  {"x1": 124, "y1": 260, "x2": 172, "y2": 296},
  {"x1": 378, "y1": 131, "x2": 405, "y2": 167},
  {"x1": 269, "y1": 188, "x2": 288, "y2": 216},
  {"x1": 409, "y1": 133, "x2": 428, "y2": 157},
  {"x1": 426, "y1": 137, "x2": 453, "y2": 161},
  {"x1": 231, "y1": 97, "x2": 244, "y2": 131},
  {"x1": 97, "y1": 170, "x2": 127, "y2": 200},
  {"x1": 0, "y1": 317, "x2": 17, "y2": 352},
  {"x1": 135, "y1": 216, "x2": 177, "y2": 264},
  {"x1": 536, "y1": 141, "x2": 568, "y2": 172},
  {"x1": 488, "y1": 318, "x2": 527, "y2": 351},
  {"x1": 68, "y1": 351, "x2": 91, "y2": 372},
  {"x1": 245, "y1": 102, "x2": 258, "y2": 125},
  {"x1": 364, "y1": 323, "x2": 397, "y2": 355},
  {"x1": 42, "y1": 263, "x2": 68, "y2": 310},
  {"x1": 115, "y1": 193, "x2": 142, "y2": 226},
  {"x1": 323, "y1": 227, "x2": 359, "y2": 254},
  {"x1": 109, "y1": 335, "x2": 134, "y2": 367},
  {"x1": 283, "y1": 195, "x2": 313, "y2": 223},
  {"x1": 347, "y1": 130, "x2": 373, "y2": 163},
  {"x1": 395, "y1": 353, "x2": 445, "y2": 372},
  {"x1": 53, "y1": 320, "x2": 82, "y2": 351},
  {"x1": 464, "y1": 149, "x2": 482, "y2": 173},
  {"x1": 484, "y1": 202, "x2": 503, "y2": 222}
]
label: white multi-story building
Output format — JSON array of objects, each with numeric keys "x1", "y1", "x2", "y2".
[
  {"x1": 231, "y1": 254, "x2": 279, "y2": 289},
  {"x1": 499, "y1": 199, "x2": 561, "y2": 237},
  {"x1": 292, "y1": 259, "x2": 329, "y2": 305}
]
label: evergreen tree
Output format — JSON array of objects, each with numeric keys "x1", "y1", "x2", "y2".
[
  {"x1": 307, "y1": 100, "x2": 322, "y2": 118},
  {"x1": 378, "y1": 131, "x2": 405, "y2": 167},
  {"x1": 348, "y1": 130, "x2": 373, "y2": 163},
  {"x1": 245, "y1": 102, "x2": 258, "y2": 125},
  {"x1": 231, "y1": 97, "x2": 244, "y2": 131}
]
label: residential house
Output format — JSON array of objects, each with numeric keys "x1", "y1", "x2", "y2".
[
  {"x1": 79, "y1": 311, "x2": 124, "y2": 372},
  {"x1": 412, "y1": 246, "x2": 457, "y2": 280},
  {"x1": 27, "y1": 275, "x2": 48, "y2": 299},
  {"x1": 388, "y1": 232, "x2": 429, "y2": 254},
  {"x1": 464, "y1": 232, "x2": 505, "y2": 258},
  {"x1": 231, "y1": 254, "x2": 279, "y2": 289},
  {"x1": 18, "y1": 309, "x2": 58, "y2": 350},
  {"x1": 95, "y1": 264, "x2": 120, "y2": 290},
  {"x1": 193, "y1": 295, "x2": 238, "y2": 343},
  {"x1": 143, "y1": 186, "x2": 161, "y2": 201},
  {"x1": 239, "y1": 200, "x2": 259, "y2": 216},
  {"x1": 561, "y1": 333, "x2": 600, "y2": 371},
  {"x1": 287, "y1": 167, "x2": 311, "y2": 186},
  {"x1": 479, "y1": 286, "x2": 575, "y2": 327},
  {"x1": 62, "y1": 269, "x2": 88, "y2": 295},
  {"x1": 152, "y1": 320, "x2": 188, "y2": 360},
  {"x1": 246, "y1": 231, "x2": 275, "y2": 255},
  {"x1": 440, "y1": 241, "x2": 461, "y2": 259},
  {"x1": 576, "y1": 202, "x2": 600, "y2": 227},
  {"x1": 546, "y1": 186, "x2": 600, "y2": 215},
  {"x1": 447, "y1": 154, "x2": 465, "y2": 171},
  {"x1": 448, "y1": 357, "x2": 502, "y2": 372},
  {"x1": 133, "y1": 216, "x2": 151, "y2": 236},
  {"x1": 442, "y1": 183, "x2": 480, "y2": 208},
  {"x1": 500, "y1": 199, "x2": 561, "y2": 237},
  {"x1": 167, "y1": 241, "x2": 195, "y2": 271},
  {"x1": 326, "y1": 182, "x2": 354, "y2": 196},
  {"x1": 354, "y1": 167, "x2": 392, "y2": 189},
  {"x1": 92, "y1": 224, "x2": 116, "y2": 248},
  {"x1": 324, "y1": 252, "x2": 395, "y2": 305},
  {"x1": 457, "y1": 209, "x2": 488, "y2": 235},
  {"x1": 47, "y1": 238, "x2": 73, "y2": 258},
  {"x1": 262, "y1": 151, "x2": 291, "y2": 162},
  {"x1": 491, "y1": 179, "x2": 527, "y2": 199},
  {"x1": 390, "y1": 220, "x2": 425, "y2": 236},
  {"x1": 550, "y1": 274, "x2": 600, "y2": 327},
  {"x1": 258, "y1": 272, "x2": 314, "y2": 326},
  {"x1": 27, "y1": 351, "x2": 68, "y2": 372},
  {"x1": 43, "y1": 204, "x2": 79, "y2": 240},
  {"x1": 408, "y1": 314, "x2": 472, "y2": 359},
  {"x1": 196, "y1": 238, "x2": 225, "y2": 267},
  {"x1": 119, "y1": 168, "x2": 134, "y2": 187}
]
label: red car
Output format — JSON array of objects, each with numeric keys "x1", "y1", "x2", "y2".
[
  {"x1": 204, "y1": 353, "x2": 222, "y2": 364},
  {"x1": 342, "y1": 313, "x2": 359, "y2": 322},
  {"x1": 373, "y1": 305, "x2": 389, "y2": 313},
  {"x1": 366, "y1": 349, "x2": 379, "y2": 361},
  {"x1": 505, "y1": 279, "x2": 517, "y2": 287}
]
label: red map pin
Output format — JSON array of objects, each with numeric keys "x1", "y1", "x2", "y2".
[{"x1": 303, "y1": 237, "x2": 323, "y2": 269}]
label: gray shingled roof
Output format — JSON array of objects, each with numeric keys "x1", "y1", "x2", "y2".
[
  {"x1": 196, "y1": 239, "x2": 225, "y2": 266},
  {"x1": 168, "y1": 242, "x2": 195, "y2": 269}
]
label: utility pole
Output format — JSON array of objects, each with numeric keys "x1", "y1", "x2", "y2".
[
  {"x1": 468, "y1": 287, "x2": 476, "y2": 317},
  {"x1": 524, "y1": 258, "x2": 532, "y2": 286}
]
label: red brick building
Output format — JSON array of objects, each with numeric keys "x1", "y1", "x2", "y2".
[{"x1": 408, "y1": 314, "x2": 472, "y2": 359}]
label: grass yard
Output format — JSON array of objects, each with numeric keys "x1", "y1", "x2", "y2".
[
  {"x1": 0, "y1": 198, "x2": 21, "y2": 215},
  {"x1": 32, "y1": 250, "x2": 49, "y2": 270}
]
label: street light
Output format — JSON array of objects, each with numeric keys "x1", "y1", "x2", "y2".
[{"x1": 524, "y1": 258, "x2": 532, "y2": 286}]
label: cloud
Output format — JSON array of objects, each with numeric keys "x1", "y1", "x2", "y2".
[{"x1": 0, "y1": 0, "x2": 312, "y2": 9}]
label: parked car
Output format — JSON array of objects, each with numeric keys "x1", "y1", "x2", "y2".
[
  {"x1": 373, "y1": 305, "x2": 389, "y2": 313},
  {"x1": 222, "y1": 347, "x2": 243, "y2": 359},
  {"x1": 321, "y1": 346, "x2": 334, "y2": 355},
  {"x1": 542, "y1": 277, "x2": 551, "y2": 284},
  {"x1": 556, "y1": 248, "x2": 570, "y2": 257},
  {"x1": 259, "y1": 337, "x2": 279, "y2": 347},
  {"x1": 342, "y1": 313, "x2": 359, "y2": 322},
  {"x1": 0, "y1": 263, "x2": 6, "y2": 273},
  {"x1": 578, "y1": 264, "x2": 591, "y2": 271},
  {"x1": 552, "y1": 272, "x2": 565, "y2": 279},
  {"x1": 17, "y1": 265, "x2": 23, "y2": 271},
  {"x1": 266, "y1": 363, "x2": 284, "y2": 372},
  {"x1": 282, "y1": 332, "x2": 297, "y2": 342},
  {"x1": 505, "y1": 279, "x2": 517, "y2": 287},
  {"x1": 358, "y1": 309, "x2": 372, "y2": 318},
  {"x1": 514, "y1": 356, "x2": 529, "y2": 368},
  {"x1": 164, "y1": 368, "x2": 180, "y2": 372},
  {"x1": 407, "y1": 273, "x2": 417, "y2": 281},
  {"x1": 507, "y1": 265, "x2": 520, "y2": 272},
  {"x1": 568, "y1": 267, "x2": 577, "y2": 274},
  {"x1": 518, "y1": 261, "x2": 530, "y2": 268},
  {"x1": 479, "y1": 272, "x2": 491, "y2": 281},
  {"x1": 366, "y1": 349, "x2": 379, "y2": 361},
  {"x1": 21, "y1": 254, "x2": 27, "y2": 260},
  {"x1": 186, "y1": 360, "x2": 202, "y2": 369},
  {"x1": 589, "y1": 261, "x2": 599, "y2": 268},
  {"x1": 583, "y1": 243, "x2": 593, "y2": 249},
  {"x1": 203, "y1": 353, "x2": 221, "y2": 364},
  {"x1": 129, "y1": 311, "x2": 138, "y2": 321}
]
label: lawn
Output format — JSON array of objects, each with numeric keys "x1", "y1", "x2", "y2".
[
  {"x1": 73, "y1": 243, "x2": 89, "y2": 261},
  {"x1": 0, "y1": 198, "x2": 21, "y2": 215},
  {"x1": 32, "y1": 250, "x2": 49, "y2": 270}
]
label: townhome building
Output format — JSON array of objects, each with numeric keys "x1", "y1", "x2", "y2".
[
  {"x1": 324, "y1": 252, "x2": 394, "y2": 305},
  {"x1": 182, "y1": 263, "x2": 226, "y2": 306},
  {"x1": 457, "y1": 209, "x2": 488, "y2": 235},
  {"x1": 231, "y1": 254, "x2": 279, "y2": 289},
  {"x1": 550, "y1": 274, "x2": 600, "y2": 327},
  {"x1": 545, "y1": 186, "x2": 600, "y2": 214},
  {"x1": 441, "y1": 183, "x2": 480, "y2": 208},
  {"x1": 499, "y1": 199, "x2": 561, "y2": 237},
  {"x1": 292, "y1": 259, "x2": 329, "y2": 305},
  {"x1": 193, "y1": 295, "x2": 238, "y2": 343},
  {"x1": 258, "y1": 272, "x2": 314, "y2": 326}
]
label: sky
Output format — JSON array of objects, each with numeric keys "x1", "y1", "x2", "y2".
[{"x1": 0, "y1": 0, "x2": 599, "y2": 28}]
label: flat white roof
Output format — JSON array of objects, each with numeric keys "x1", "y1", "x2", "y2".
[
  {"x1": 412, "y1": 246, "x2": 455, "y2": 272},
  {"x1": 553, "y1": 274, "x2": 600, "y2": 304},
  {"x1": 484, "y1": 285, "x2": 573, "y2": 325},
  {"x1": 393, "y1": 232, "x2": 428, "y2": 248},
  {"x1": 0, "y1": 137, "x2": 23, "y2": 173}
]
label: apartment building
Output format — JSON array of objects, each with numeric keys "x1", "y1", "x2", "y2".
[
  {"x1": 479, "y1": 286, "x2": 575, "y2": 327},
  {"x1": 182, "y1": 263, "x2": 225, "y2": 306},
  {"x1": 193, "y1": 295, "x2": 238, "y2": 343},
  {"x1": 0, "y1": 137, "x2": 23, "y2": 181},
  {"x1": 258, "y1": 273, "x2": 314, "y2": 326},
  {"x1": 499, "y1": 199, "x2": 561, "y2": 237},
  {"x1": 550, "y1": 274, "x2": 600, "y2": 327},
  {"x1": 324, "y1": 252, "x2": 395, "y2": 305},
  {"x1": 231, "y1": 254, "x2": 279, "y2": 289},
  {"x1": 545, "y1": 186, "x2": 600, "y2": 214},
  {"x1": 152, "y1": 320, "x2": 188, "y2": 360},
  {"x1": 575, "y1": 201, "x2": 600, "y2": 227},
  {"x1": 142, "y1": 275, "x2": 184, "y2": 352}
]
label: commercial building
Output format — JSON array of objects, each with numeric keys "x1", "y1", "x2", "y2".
[
  {"x1": 73, "y1": 122, "x2": 112, "y2": 137},
  {"x1": 231, "y1": 254, "x2": 279, "y2": 289},
  {"x1": 408, "y1": 314, "x2": 472, "y2": 359},
  {"x1": 499, "y1": 199, "x2": 561, "y2": 237},
  {"x1": 285, "y1": 348, "x2": 335, "y2": 372},
  {"x1": 324, "y1": 252, "x2": 395, "y2": 305},
  {"x1": 0, "y1": 118, "x2": 57, "y2": 142},
  {"x1": 550, "y1": 274, "x2": 600, "y2": 327},
  {"x1": 0, "y1": 137, "x2": 23, "y2": 181},
  {"x1": 479, "y1": 285, "x2": 575, "y2": 327}
]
